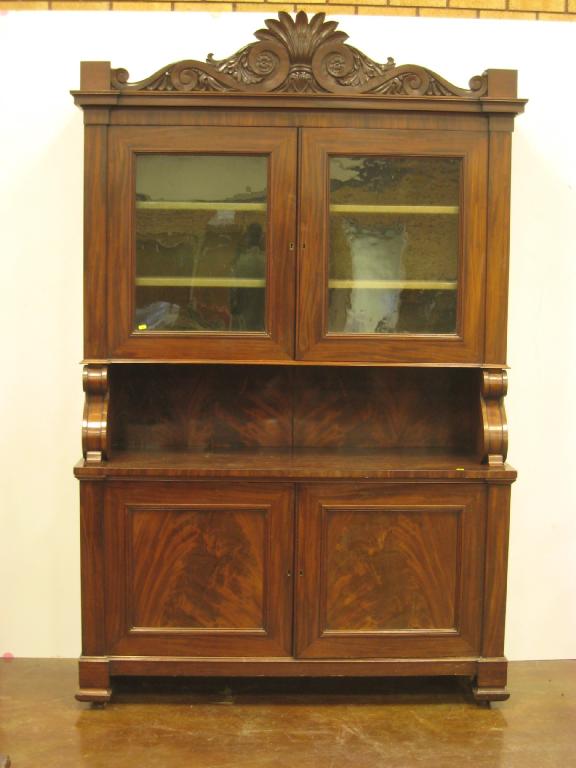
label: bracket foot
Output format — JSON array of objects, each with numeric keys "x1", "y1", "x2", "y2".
[
  {"x1": 76, "y1": 687, "x2": 112, "y2": 704},
  {"x1": 472, "y1": 685, "x2": 510, "y2": 703}
]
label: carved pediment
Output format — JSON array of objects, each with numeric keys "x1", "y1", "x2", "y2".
[{"x1": 111, "y1": 12, "x2": 487, "y2": 98}]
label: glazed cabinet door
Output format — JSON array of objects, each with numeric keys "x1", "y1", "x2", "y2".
[
  {"x1": 295, "y1": 483, "x2": 486, "y2": 658},
  {"x1": 298, "y1": 129, "x2": 487, "y2": 363},
  {"x1": 107, "y1": 127, "x2": 297, "y2": 360},
  {"x1": 103, "y1": 482, "x2": 294, "y2": 657}
]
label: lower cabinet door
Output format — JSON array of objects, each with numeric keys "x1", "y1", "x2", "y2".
[
  {"x1": 104, "y1": 482, "x2": 294, "y2": 657},
  {"x1": 295, "y1": 483, "x2": 486, "y2": 659}
]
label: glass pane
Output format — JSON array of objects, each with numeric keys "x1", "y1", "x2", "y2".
[
  {"x1": 134, "y1": 155, "x2": 267, "y2": 333},
  {"x1": 328, "y1": 156, "x2": 460, "y2": 335}
]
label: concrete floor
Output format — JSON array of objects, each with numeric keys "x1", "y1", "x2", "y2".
[{"x1": 0, "y1": 659, "x2": 574, "y2": 767}]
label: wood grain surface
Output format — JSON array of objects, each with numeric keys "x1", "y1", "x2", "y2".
[
  {"x1": 129, "y1": 505, "x2": 266, "y2": 630},
  {"x1": 104, "y1": 482, "x2": 295, "y2": 657},
  {"x1": 324, "y1": 506, "x2": 459, "y2": 631},
  {"x1": 109, "y1": 364, "x2": 478, "y2": 452},
  {"x1": 296, "y1": 483, "x2": 486, "y2": 659},
  {"x1": 82, "y1": 365, "x2": 110, "y2": 462}
]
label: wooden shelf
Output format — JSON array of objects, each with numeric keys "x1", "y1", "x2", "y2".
[
  {"x1": 137, "y1": 278, "x2": 454, "y2": 290},
  {"x1": 330, "y1": 204, "x2": 459, "y2": 215},
  {"x1": 136, "y1": 201, "x2": 266, "y2": 212},
  {"x1": 75, "y1": 448, "x2": 516, "y2": 481},
  {"x1": 83, "y1": 358, "x2": 506, "y2": 368},
  {"x1": 136, "y1": 277, "x2": 266, "y2": 288},
  {"x1": 328, "y1": 279, "x2": 457, "y2": 290}
]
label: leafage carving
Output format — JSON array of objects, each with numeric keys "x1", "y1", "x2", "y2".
[{"x1": 111, "y1": 11, "x2": 487, "y2": 98}]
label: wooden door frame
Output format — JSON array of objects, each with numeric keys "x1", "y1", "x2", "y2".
[
  {"x1": 106, "y1": 126, "x2": 298, "y2": 361},
  {"x1": 297, "y1": 128, "x2": 488, "y2": 363},
  {"x1": 102, "y1": 481, "x2": 295, "y2": 657},
  {"x1": 295, "y1": 483, "x2": 486, "y2": 659}
]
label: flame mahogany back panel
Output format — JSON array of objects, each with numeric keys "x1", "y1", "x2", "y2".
[{"x1": 110, "y1": 365, "x2": 479, "y2": 452}]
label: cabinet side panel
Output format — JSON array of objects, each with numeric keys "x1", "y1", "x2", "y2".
[
  {"x1": 79, "y1": 481, "x2": 106, "y2": 655},
  {"x1": 482, "y1": 483, "x2": 511, "y2": 657},
  {"x1": 84, "y1": 122, "x2": 108, "y2": 358},
  {"x1": 485, "y1": 126, "x2": 512, "y2": 365}
]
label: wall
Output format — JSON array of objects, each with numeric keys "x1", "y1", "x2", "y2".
[
  {"x1": 0, "y1": 11, "x2": 574, "y2": 660},
  {"x1": 1, "y1": 0, "x2": 575, "y2": 22}
]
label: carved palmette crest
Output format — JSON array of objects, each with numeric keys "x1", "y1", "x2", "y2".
[{"x1": 111, "y1": 12, "x2": 487, "y2": 97}]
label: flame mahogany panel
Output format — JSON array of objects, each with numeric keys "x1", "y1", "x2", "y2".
[
  {"x1": 110, "y1": 365, "x2": 478, "y2": 453},
  {"x1": 130, "y1": 506, "x2": 266, "y2": 630},
  {"x1": 324, "y1": 506, "x2": 459, "y2": 631},
  {"x1": 105, "y1": 482, "x2": 294, "y2": 658},
  {"x1": 110, "y1": 365, "x2": 292, "y2": 450},
  {"x1": 292, "y1": 366, "x2": 477, "y2": 450},
  {"x1": 296, "y1": 483, "x2": 486, "y2": 659}
]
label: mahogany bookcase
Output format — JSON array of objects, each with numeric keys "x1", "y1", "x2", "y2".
[{"x1": 72, "y1": 12, "x2": 525, "y2": 703}]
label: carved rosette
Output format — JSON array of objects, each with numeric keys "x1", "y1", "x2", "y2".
[
  {"x1": 82, "y1": 365, "x2": 110, "y2": 464},
  {"x1": 111, "y1": 12, "x2": 487, "y2": 98},
  {"x1": 480, "y1": 370, "x2": 508, "y2": 466}
]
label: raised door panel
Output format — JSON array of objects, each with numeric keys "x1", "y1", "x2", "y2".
[
  {"x1": 107, "y1": 126, "x2": 297, "y2": 360},
  {"x1": 296, "y1": 484, "x2": 486, "y2": 658},
  {"x1": 298, "y1": 128, "x2": 487, "y2": 363},
  {"x1": 104, "y1": 482, "x2": 294, "y2": 657}
]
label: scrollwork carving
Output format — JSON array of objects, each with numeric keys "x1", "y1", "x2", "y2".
[
  {"x1": 480, "y1": 370, "x2": 508, "y2": 466},
  {"x1": 82, "y1": 365, "x2": 110, "y2": 464},
  {"x1": 111, "y1": 12, "x2": 487, "y2": 98}
]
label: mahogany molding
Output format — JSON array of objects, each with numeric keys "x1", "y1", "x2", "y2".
[
  {"x1": 82, "y1": 365, "x2": 110, "y2": 463},
  {"x1": 479, "y1": 370, "x2": 508, "y2": 466}
]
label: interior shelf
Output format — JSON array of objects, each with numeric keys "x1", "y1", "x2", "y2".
[
  {"x1": 136, "y1": 201, "x2": 266, "y2": 212},
  {"x1": 135, "y1": 277, "x2": 266, "y2": 288},
  {"x1": 329, "y1": 204, "x2": 459, "y2": 215},
  {"x1": 328, "y1": 279, "x2": 457, "y2": 290},
  {"x1": 136, "y1": 277, "x2": 455, "y2": 290},
  {"x1": 75, "y1": 448, "x2": 516, "y2": 480}
]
